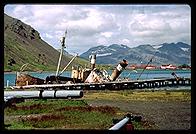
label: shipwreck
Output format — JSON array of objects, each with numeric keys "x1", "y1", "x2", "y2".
[
  {"x1": 10, "y1": 30, "x2": 190, "y2": 91},
  {"x1": 15, "y1": 31, "x2": 128, "y2": 87}
]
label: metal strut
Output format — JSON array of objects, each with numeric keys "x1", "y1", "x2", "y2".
[{"x1": 59, "y1": 54, "x2": 78, "y2": 76}]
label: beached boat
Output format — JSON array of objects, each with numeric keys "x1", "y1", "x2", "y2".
[
  {"x1": 15, "y1": 31, "x2": 128, "y2": 87},
  {"x1": 16, "y1": 72, "x2": 45, "y2": 86}
]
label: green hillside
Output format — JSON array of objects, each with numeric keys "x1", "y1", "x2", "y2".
[{"x1": 4, "y1": 13, "x2": 88, "y2": 72}]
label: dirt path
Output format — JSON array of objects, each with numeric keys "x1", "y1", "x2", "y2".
[{"x1": 86, "y1": 99, "x2": 191, "y2": 130}]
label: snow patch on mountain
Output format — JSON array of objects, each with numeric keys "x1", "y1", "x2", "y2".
[
  {"x1": 96, "y1": 53, "x2": 112, "y2": 57},
  {"x1": 92, "y1": 48, "x2": 106, "y2": 54},
  {"x1": 152, "y1": 45, "x2": 163, "y2": 49},
  {"x1": 181, "y1": 47, "x2": 189, "y2": 52},
  {"x1": 108, "y1": 48, "x2": 117, "y2": 51}
]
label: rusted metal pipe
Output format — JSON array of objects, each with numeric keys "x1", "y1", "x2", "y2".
[
  {"x1": 90, "y1": 54, "x2": 96, "y2": 70},
  {"x1": 110, "y1": 59, "x2": 128, "y2": 81}
]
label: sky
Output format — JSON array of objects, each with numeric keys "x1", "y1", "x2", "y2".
[{"x1": 4, "y1": 4, "x2": 191, "y2": 55}]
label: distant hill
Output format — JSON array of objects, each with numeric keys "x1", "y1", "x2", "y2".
[
  {"x1": 80, "y1": 42, "x2": 191, "y2": 65},
  {"x1": 4, "y1": 13, "x2": 88, "y2": 72}
]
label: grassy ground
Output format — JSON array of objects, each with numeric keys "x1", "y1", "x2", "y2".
[
  {"x1": 83, "y1": 90, "x2": 191, "y2": 102},
  {"x1": 4, "y1": 99, "x2": 146, "y2": 130},
  {"x1": 4, "y1": 90, "x2": 191, "y2": 130}
]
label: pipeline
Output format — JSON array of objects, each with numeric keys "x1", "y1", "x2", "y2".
[
  {"x1": 109, "y1": 116, "x2": 130, "y2": 130},
  {"x1": 109, "y1": 114, "x2": 142, "y2": 131},
  {"x1": 4, "y1": 90, "x2": 83, "y2": 99},
  {"x1": 110, "y1": 59, "x2": 128, "y2": 81}
]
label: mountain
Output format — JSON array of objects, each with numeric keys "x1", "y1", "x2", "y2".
[
  {"x1": 4, "y1": 13, "x2": 88, "y2": 72},
  {"x1": 80, "y1": 42, "x2": 191, "y2": 65}
]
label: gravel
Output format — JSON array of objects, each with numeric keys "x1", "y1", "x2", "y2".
[{"x1": 86, "y1": 99, "x2": 191, "y2": 130}]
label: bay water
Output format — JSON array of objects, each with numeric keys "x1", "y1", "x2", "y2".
[{"x1": 4, "y1": 69, "x2": 191, "y2": 87}]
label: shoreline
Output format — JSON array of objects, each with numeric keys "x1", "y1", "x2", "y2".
[
  {"x1": 4, "y1": 69, "x2": 191, "y2": 73},
  {"x1": 4, "y1": 71, "x2": 56, "y2": 74}
]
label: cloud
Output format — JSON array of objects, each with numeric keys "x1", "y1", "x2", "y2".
[
  {"x1": 44, "y1": 33, "x2": 53, "y2": 39},
  {"x1": 97, "y1": 37, "x2": 108, "y2": 45},
  {"x1": 101, "y1": 32, "x2": 113, "y2": 38},
  {"x1": 4, "y1": 4, "x2": 191, "y2": 54},
  {"x1": 122, "y1": 39, "x2": 130, "y2": 44}
]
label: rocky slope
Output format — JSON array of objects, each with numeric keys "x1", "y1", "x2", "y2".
[{"x1": 4, "y1": 13, "x2": 88, "y2": 71}]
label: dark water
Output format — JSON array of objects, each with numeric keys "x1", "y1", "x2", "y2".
[{"x1": 4, "y1": 69, "x2": 191, "y2": 87}]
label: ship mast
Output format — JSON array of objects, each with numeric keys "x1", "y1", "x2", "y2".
[
  {"x1": 56, "y1": 30, "x2": 67, "y2": 76},
  {"x1": 137, "y1": 51, "x2": 158, "y2": 80}
]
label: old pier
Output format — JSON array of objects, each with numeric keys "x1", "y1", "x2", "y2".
[{"x1": 11, "y1": 77, "x2": 191, "y2": 90}]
